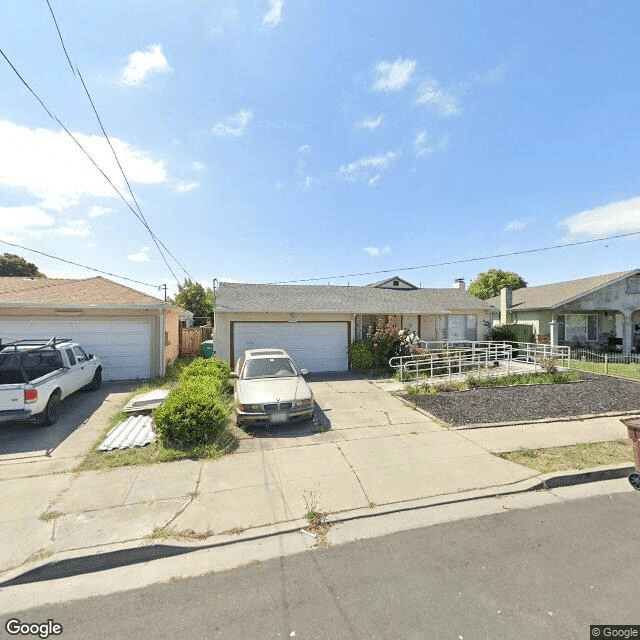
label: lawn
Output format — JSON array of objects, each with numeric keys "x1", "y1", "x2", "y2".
[
  {"x1": 500, "y1": 440, "x2": 634, "y2": 474},
  {"x1": 569, "y1": 359, "x2": 640, "y2": 380}
]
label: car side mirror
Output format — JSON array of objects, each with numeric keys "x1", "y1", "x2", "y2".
[
  {"x1": 230, "y1": 372, "x2": 239, "y2": 379},
  {"x1": 88, "y1": 354, "x2": 94, "y2": 360},
  {"x1": 300, "y1": 369, "x2": 308, "y2": 376}
]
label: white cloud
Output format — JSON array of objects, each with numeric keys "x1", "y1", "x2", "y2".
[
  {"x1": 415, "y1": 78, "x2": 461, "y2": 117},
  {"x1": 299, "y1": 144, "x2": 312, "y2": 155},
  {"x1": 413, "y1": 131, "x2": 448, "y2": 158},
  {"x1": 362, "y1": 245, "x2": 391, "y2": 257},
  {"x1": 355, "y1": 114, "x2": 385, "y2": 132},
  {"x1": 0, "y1": 205, "x2": 55, "y2": 241},
  {"x1": 559, "y1": 197, "x2": 640, "y2": 238},
  {"x1": 0, "y1": 119, "x2": 167, "y2": 210},
  {"x1": 263, "y1": 0, "x2": 284, "y2": 26},
  {"x1": 275, "y1": 181, "x2": 285, "y2": 191},
  {"x1": 339, "y1": 150, "x2": 400, "y2": 183},
  {"x1": 367, "y1": 175, "x2": 381, "y2": 187},
  {"x1": 212, "y1": 109, "x2": 253, "y2": 137},
  {"x1": 173, "y1": 180, "x2": 200, "y2": 193},
  {"x1": 121, "y1": 44, "x2": 172, "y2": 87},
  {"x1": 505, "y1": 218, "x2": 533, "y2": 232},
  {"x1": 372, "y1": 58, "x2": 417, "y2": 92},
  {"x1": 58, "y1": 220, "x2": 91, "y2": 237},
  {"x1": 128, "y1": 246, "x2": 151, "y2": 262},
  {"x1": 190, "y1": 161, "x2": 206, "y2": 172},
  {"x1": 88, "y1": 205, "x2": 113, "y2": 217}
]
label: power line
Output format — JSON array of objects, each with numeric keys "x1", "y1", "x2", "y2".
[
  {"x1": 268, "y1": 230, "x2": 638, "y2": 284},
  {"x1": 44, "y1": 0, "x2": 74, "y2": 75},
  {"x1": 0, "y1": 47, "x2": 191, "y2": 286},
  {"x1": 76, "y1": 68, "x2": 193, "y2": 282},
  {"x1": 0, "y1": 239, "x2": 162, "y2": 289},
  {"x1": 41, "y1": 2, "x2": 189, "y2": 280}
]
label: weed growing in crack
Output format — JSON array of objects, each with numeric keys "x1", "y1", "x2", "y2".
[
  {"x1": 303, "y1": 488, "x2": 331, "y2": 548},
  {"x1": 39, "y1": 510, "x2": 62, "y2": 522}
]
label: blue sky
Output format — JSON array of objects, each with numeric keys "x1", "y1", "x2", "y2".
[{"x1": 2, "y1": 1, "x2": 640, "y2": 297}]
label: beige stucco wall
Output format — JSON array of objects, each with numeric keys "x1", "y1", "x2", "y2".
[
  {"x1": 215, "y1": 309, "x2": 491, "y2": 364},
  {"x1": 164, "y1": 308, "x2": 180, "y2": 369}
]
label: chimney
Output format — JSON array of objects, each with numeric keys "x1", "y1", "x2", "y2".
[
  {"x1": 500, "y1": 286, "x2": 512, "y2": 324},
  {"x1": 452, "y1": 278, "x2": 465, "y2": 291}
]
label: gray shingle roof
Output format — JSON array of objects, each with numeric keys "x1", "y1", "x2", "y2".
[
  {"x1": 486, "y1": 270, "x2": 639, "y2": 310},
  {"x1": 215, "y1": 282, "x2": 491, "y2": 314}
]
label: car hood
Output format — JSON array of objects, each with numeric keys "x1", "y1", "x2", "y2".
[{"x1": 236, "y1": 377, "x2": 312, "y2": 404}]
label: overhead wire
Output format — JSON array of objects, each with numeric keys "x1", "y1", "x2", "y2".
[
  {"x1": 0, "y1": 47, "x2": 182, "y2": 287},
  {"x1": 0, "y1": 239, "x2": 162, "y2": 289},
  {"x1": 267, "y1": 230, "x2": 638, "y2": 284}
]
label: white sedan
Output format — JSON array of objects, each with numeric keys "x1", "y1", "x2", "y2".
[{"x1": 232, "y1": 348, "x2": 314, "y2": 426}]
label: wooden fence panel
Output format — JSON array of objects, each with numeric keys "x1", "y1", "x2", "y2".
[{"x1": 179, "y1": 326, "x2": 212, "y2": 357}]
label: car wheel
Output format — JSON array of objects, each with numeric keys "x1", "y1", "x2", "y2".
[
  {"x1": 39, "y1": 390, "x2": 61, "y2": 426},
  {"x1": 86, "y1": 367, "x2": 102, "y2": 391}
]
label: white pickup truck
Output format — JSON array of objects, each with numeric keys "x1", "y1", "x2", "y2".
[{"x1": 0, "y1": 338, "x2": 103, "y2": 426}]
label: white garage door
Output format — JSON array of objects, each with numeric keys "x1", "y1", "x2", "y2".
[
  {"x1": 0, "y1": 319, "x2": 151, "y2": 381},
  {"x1": 234, "y1": 322, "x2": 348, "y2": 372}
]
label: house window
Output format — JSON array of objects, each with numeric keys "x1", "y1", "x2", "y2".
[
  {"x1": 557, "y1": 314, "x2": 598, "y2": 342},
  {"x1": 393, "y1": 280, "x2": 399, "y2": 287},
  {"x1": 446, "y1": 315, "x2": 477, "y2": 341},
  {"x1": 627, "y1": 277, "x2": 640, "y2": 293}
]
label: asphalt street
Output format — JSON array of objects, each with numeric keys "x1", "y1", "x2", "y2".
[{"x1": 5, "y1": 490, "x2": 640, "y2": 640}]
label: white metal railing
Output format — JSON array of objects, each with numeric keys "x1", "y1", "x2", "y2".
[
  {"x1": 511, "y1": 342, "x2": 571, "y2": 367},
  {"x1": 390, "y1": 342, "x2": 513, "y2": 382},
  {"x1": 390, "y1": 340, "x2": 572, "y2": 382}
]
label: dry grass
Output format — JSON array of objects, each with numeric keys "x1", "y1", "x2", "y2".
[{"x1": 500, "y1": 439, "x2": 634, "y2": 474}]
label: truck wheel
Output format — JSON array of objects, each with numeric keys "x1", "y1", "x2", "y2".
[
  {"x1": 39, "y1": 391, "x2": 61, "y2": 426},
  {"x1": 86, "y1": 367, "x2": 102, "y2": 391}
]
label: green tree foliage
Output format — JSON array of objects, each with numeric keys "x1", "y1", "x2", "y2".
[
  {"x1": 468, "y1": 269, "x2": 527, "y2": 300},
  {"x1": 170, "y1": 279, "x2": 214, "y2": 326},
  {"x1": 0, "y1": 253, "x2": 46, "y2": 278}
]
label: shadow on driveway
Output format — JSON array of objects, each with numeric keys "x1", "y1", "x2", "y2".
[{"x1": 0, "y1": 382, "x2": 137, "y2": 458}]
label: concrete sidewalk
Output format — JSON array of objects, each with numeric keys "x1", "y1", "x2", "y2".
[{"x1": 0, "y1": 376, "x2": 635, "y2": 576}]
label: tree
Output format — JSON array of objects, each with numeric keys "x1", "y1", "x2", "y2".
[
  {"x1": 170, "y1": 279, "x2": 214, "y2": 326},
  {"x1": 468, "y1": 269, "x2": 527, "y2": 300},
  {"x1": 0, "y1": 253, "x2": 46, "y2": 278}
]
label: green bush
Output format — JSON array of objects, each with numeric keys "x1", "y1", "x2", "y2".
[
  {"x1": 180, "y1": 357, "x2": 230, "y2": 384},
  {"x1": 349, "y1": 340, "x2": 375, "y2": 371},
  {"x1": 154, "y1": 378, "x2": 231, "y2": 448},
  {"x1": 488, "y1": 324, "x2": 518, "y2": 342}
]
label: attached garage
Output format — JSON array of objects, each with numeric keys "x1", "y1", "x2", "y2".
[
  {"x1": 0, "y1": 276, "x2": 181, "y2": 381},
  {"x1": 0, "y1": 319, "x2": 151, "y2": 381},
  {"x1": 233, "y1": 321, "x2": 349, "y2": 372}
]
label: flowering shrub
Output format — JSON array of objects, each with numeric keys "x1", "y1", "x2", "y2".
[{"x1": 365, "y1": 316, "x2": 421, "y2": 368}]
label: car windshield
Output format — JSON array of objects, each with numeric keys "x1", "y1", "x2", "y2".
[{"x1": 242, "y1": 357, "x2": 298, "y2": 379}]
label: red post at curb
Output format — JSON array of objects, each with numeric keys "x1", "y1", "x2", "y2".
[{"x1": 620, "y1": 417, "x2": 640, "y2": 491}]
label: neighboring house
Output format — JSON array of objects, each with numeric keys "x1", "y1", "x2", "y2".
[
  {"x1": 214, "y1": 277, "x2": 491, "y2": 372},
  {"x1": 0, "y1": 276, "x2": 180, "y2": 380},
  {"x1": 487, "y1": 269, "x2": 640, "y2": 354}
]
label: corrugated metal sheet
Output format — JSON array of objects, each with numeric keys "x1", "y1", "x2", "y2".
[{"x1": 98, "y1": 415, "x2": 156, "y2": 451}]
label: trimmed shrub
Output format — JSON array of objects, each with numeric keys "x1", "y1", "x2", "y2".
[
  {"x1": 180, "y1": 357, "x2": 230, "y2": 385},
  {"x1": 154, "y1": 378, "x2": 231, "y2": 448},
  {"x1": 349, "y1": 340, "x2": 374, "y2": 371}
]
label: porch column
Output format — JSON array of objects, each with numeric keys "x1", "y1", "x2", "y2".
[
  {"x1": 549, "y1": 311, "x2": 559, "y2": 347},
  {"x1": 622, "y1": 314, "x2": 633, "y2": 355}
]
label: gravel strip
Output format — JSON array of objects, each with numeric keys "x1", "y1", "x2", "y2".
[{"x1": 400, "y1": 372, "x2": 640, "y2": 427}]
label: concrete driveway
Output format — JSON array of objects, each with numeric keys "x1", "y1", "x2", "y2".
[{"x1": 0, "y1": 382, "x2": 136, "y2": 479}]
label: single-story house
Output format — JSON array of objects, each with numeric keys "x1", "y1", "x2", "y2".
[
  {"x1": 0, "y1": 276, "x2": 180, "y2": 380},
  {"x1": 214, "y1": 276, "x2": 492, "y2": 371},
  {"x1": 487, "y1": 269, "x2": 640, "y2": 354}
]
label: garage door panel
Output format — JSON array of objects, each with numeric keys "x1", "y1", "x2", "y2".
[
  {"x1": 234, "y1": 322, "x2": 348, "y2": 372},
  {"x1": 0, "y1": 320, "x2": 151, "y2": 381}
]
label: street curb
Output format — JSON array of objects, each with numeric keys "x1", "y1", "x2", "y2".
[
  {"x1": 454, "y1": 411, "x2": 640, "y2": 430},
  {"x1": 2, "y1": 463, "x2": 635, "y2": 589}
]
